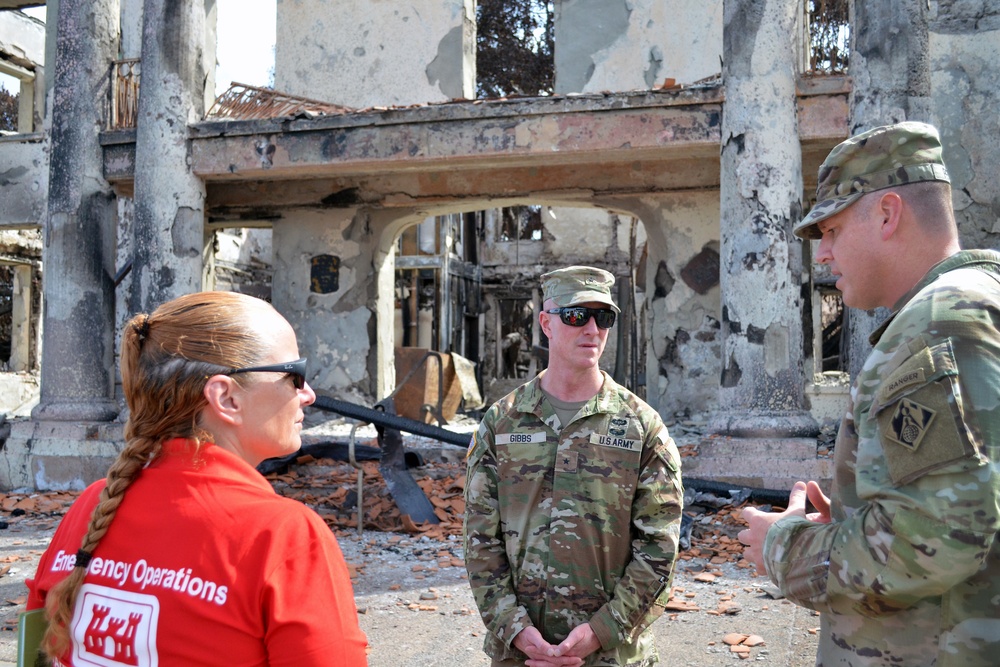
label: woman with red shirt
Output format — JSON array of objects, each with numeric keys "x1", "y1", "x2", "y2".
[{"x1": 27, "y1": 291, "x2": 368, "y2": 667}]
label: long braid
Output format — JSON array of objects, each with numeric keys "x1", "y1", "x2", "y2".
[
  {"x1": 42, "y1": 436, "x2": 157, "y2": 655},
  {"x1": 40, "y1": 292, "x2": 271, "y2": 658}
]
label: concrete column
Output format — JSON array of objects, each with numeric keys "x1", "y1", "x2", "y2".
[
  {"x1": 32, "y1": 0, "x2": 119, "y2": 422},
  {"x1": 711, "y1": 0, "x2": 816, "y2": 437},
  {"x1": 128, "y1": 0, "x2": 208, "y2": 315},
  {"x1": 840, "y1": 0, "x2": 930, "y2": 380},
  {"x1": 271, "y1": 208, "x2": 381, "y2": 404},
  {"x1": 926, "y1": 0, "x2": 1000, "y2": 252},
  {"x1": 594, "y1": 193, "x2": 722, "y2": 421}
]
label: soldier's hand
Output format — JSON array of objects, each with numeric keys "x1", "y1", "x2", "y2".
[
  {"x1": 515, "y1": 627, "x2": 582, "y2": 667},
  {"x1": 806, "y1": 480, "x2": 831, "y2": 523},
  {"x1": 552, "y1": 623, "x2": 600, "y2": 660},
  {"x1": 739, "y1": 481, "x2": 810, "y2": 574}
]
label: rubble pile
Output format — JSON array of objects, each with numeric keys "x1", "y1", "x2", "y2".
[
  {"x1": 266, "y1": 456, "x2": 468, "y2": 540},
  {"x1": 0, "y1": 455, "x2": 820, "y2": 663},
  {"x1": 265, "y1": 453, "x2": 759, "y2": 566}
]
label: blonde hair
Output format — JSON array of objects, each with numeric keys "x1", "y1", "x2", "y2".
[{"x1": 43, "y1": 291, "x2": 275, "y2": 656}]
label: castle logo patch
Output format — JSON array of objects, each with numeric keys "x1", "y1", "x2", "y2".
[
  {"x1": 887, "y1": 398, "x2": 936, "y2": 452},
  {"x1": 71, "y1": 585, "x2": 159, "y2": 666}
]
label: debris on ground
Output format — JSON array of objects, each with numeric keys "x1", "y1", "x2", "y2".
[
  {"x1": 0, "y1": 444, "x2": 766, "y2": 568},
  {"x1": 0, "y1": 443, "x2": 815, "y2": 664}
]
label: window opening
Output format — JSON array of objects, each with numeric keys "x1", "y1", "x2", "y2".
[
  {"x1": 819, "y1": 287, "x2": 845, "y2": 373},
  {"x1": 808, "y1": 0, "x2": 849, "y2": 73},
  {"x1": 476, "y1": 0, "x2": 554, "y2": 98},
  {"x1": 0, "y1": 265, "x2": 14, "y2": 363},
  {"x1": 498, "y1": 297, "x2": 535, "y2": 379},
  {"x1": 498, "y1": 205, "x2": 543, "y2": 242}
]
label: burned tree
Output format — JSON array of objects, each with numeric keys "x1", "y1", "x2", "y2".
[
  {"x1": 809, "y1": 0, "x2": 849, "y2": 72},
  {"x1": 0, "y1": 88, "x2": 17, "y2": 132},
  {"x1": 476, "y1": 0, "x2": 554, "y2": 98}
]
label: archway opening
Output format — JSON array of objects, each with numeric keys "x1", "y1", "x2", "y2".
[{"x1": 385, "y1": 202, "x2": 650, "y2": 426}]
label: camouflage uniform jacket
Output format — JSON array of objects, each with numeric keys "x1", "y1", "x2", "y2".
[
  {"x1": 763, "y1": 250, "x2": 1000, "y2": 666},
  {"x1": 464, "y1": 370, "x2": 683, "y2": 666}
]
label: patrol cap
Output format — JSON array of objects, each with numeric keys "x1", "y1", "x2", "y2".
[
  {"x1": 793, "y1": 121, "x2": 951, "y2": 239},
  {"x1": 540, "y1": 266, "x2": 620, "y2": 314}
]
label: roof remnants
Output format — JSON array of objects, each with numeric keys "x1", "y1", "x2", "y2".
[{"x1": 207, "y1": 82, "x2": 354, "y2": 121}]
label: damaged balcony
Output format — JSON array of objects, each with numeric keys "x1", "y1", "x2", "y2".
[{"x1": 99, "y1": 75, "x2": 850, "y2": 215}]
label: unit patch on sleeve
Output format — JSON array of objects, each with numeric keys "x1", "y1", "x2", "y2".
[
  {"x1": 878, "y1": 377, "x2": 974, "y2": 486},
  {"x1": 886, "y1": 398, "x2": 936, "y2": 452}
]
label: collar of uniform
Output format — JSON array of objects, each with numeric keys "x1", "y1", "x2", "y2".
[
  {"x1": 871, "y1": 249, "x2": 1000, "y2": 345},
  {"x1": 514, "y1": 370, "x2": 624, "y2": 418}
]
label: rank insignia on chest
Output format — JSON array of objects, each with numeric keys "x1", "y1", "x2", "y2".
[{"x1": 887, "y1": 398, "x2": 936, "y2": 451}]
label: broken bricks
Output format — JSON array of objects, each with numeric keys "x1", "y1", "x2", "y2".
[{"x1": 722, "y1": 632, "x2": 766, "y2": 659}]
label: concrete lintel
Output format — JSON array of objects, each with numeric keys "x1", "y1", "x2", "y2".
[
  {"x1": 795, "y1": 75, "x2": 852, "y2": 97},
  {"x1": 0, "y1": 8, "x2": 45, "y2": 71},
  {"x1": 0, "y1": 2, "x2": 45, "y2": 11},
  {"x1": 189, "y1": 105, "x2": 725, "y2": 181},
  {"x1": 203, "y1": 156, "x2": 724, "y2": 213},
  {"x1": 101, "y1": 77, "x2": 849, "y2": 195},
  {"x1": 0, "y1": 59, "x2": 32, "y2": 80},
  {"x1": 195, "y1": 86, "x2": 730, "y2": 139}
]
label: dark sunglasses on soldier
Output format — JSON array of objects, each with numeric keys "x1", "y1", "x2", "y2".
[
  {"x1": 546, "y1": 307, "x2": 617, "y2": 330},
  {"x1": 226, "y1": 358, "x2": 308, "y2": 389}
]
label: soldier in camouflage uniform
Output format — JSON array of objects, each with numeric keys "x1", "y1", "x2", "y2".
[
  {"x1": 739, "y1": 121, "x2": 1000, "y2": 666},
  {"x1": 464, "y1": 266, "x2": 683, "y2": 667}
]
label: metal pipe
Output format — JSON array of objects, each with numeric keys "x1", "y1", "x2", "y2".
[{"x1": 311, "y1": 396, "x2": 471, "y2": 448}]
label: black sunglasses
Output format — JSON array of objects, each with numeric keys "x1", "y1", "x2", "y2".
[
  {"x1": 226, "y1": 358, "x2": 308, "y2": 389},
  {"x1": 546, "y1": 307, "x2": 617, "y2": 330}
]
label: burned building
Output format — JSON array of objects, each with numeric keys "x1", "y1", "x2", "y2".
[{"x1": 0, "y1": 0, "x2": 998, "y2": 491}]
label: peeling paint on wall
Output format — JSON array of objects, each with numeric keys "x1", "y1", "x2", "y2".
[
  {"x1": 276, "y1": 0, "x2": 472, "y2": 108},
  {"x1": 554, "y1": 0, "x2": 631, "y2": 93},
  {"x1": 427, "y1": 25, "x2": 466, "y2": 99}
]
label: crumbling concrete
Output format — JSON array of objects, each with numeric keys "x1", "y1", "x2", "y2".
[
  {"x1": 0, "y1": 8, "x2": 45, "y2": 131},
  {"x1": 713, "y1": 0, "x2": 815, "y2": 438},
  {"x1": 631, "y1": 191, "x2": 721, "y2": 418},
  {"x1": 128, "y1": 0, "x2": 210, "y2": 314}
]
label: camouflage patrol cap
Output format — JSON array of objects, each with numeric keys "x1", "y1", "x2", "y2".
[
  {"x1": 541, "y1": 266, "x2": 620, "y2": 314},
  {"x1": 793, "y1": 121, "x2": 951, "y2": 239}
]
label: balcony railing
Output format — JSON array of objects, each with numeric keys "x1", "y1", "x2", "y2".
[
  {"x1": 108, "y1": 62, "x2": 350, "y2": 129},
  {"x1": 110, "y1": 58, "x2": 140, "y2": 130}
]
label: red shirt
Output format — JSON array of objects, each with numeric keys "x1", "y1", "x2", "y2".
[{"x1": 27, "y1": 439, "x2": 368, "y2": 667}]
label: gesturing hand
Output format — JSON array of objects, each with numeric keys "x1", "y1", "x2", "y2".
[{"x1": 738, "y1": 481, "x2": 815, "y2": 573}]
